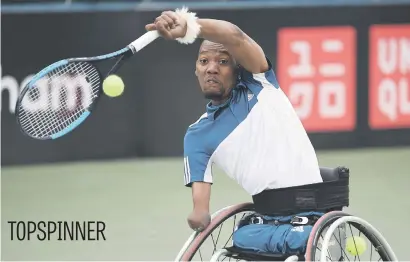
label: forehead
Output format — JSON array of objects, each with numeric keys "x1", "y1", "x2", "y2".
[{"x1": 199, "y1": 41, "x2": 230, "y2": 56}]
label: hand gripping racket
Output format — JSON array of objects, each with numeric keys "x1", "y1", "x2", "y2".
[{"x1": 15, "y1": 30, "x2": 160, "y2": 141}]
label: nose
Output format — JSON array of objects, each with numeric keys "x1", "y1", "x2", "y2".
[{"x1": 206, "y1": 62, "x2": 219, "y2": 75}]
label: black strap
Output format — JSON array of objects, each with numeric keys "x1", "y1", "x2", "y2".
[{"x1": 245, "y1": 214, "x2": 320, "y2": 227}]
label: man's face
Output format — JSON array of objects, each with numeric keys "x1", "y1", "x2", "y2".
[{"x1": 195, "y1": 41, "x2": 237, "y2": 102}]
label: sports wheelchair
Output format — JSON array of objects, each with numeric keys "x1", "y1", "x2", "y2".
[{"x1": 175, "y1": 167, "x2": 398, "y2": 261}]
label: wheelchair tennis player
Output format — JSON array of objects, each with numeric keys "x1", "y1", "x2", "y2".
[{"x1": 146, "y1": 8, "x2": 349, "y2": 256}]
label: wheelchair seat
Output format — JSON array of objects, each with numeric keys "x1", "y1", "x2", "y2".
[{"x1": 225, "y1": 166, "x2": 350, "y2": 261}]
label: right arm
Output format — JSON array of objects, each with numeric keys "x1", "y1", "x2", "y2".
[
  {"x1": 188, "y1": 182, "x2": 211, "y2": 231},
  {"x1": 183, "y1": 133, "x2": 213, "y2": 231},
  {"x1": 145, "y1": 10, "x2": 269, "y2": 74},
  {"x1": 196, "y1": 19, "x2": 268, "y2": 74}
]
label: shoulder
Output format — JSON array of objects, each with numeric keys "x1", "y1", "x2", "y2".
[
  {"x1": 185, "y1": 112, "x2": 210, "y2": 137},
  {"x1": 239, "y1": 57, "x2": 280, "y2": 90},
  {"x1": 188, "y1": 112, "x2": 209, "y2": 129},
  {"x1": 184, "y1": 112, "x2": 210, "y2": 146}
]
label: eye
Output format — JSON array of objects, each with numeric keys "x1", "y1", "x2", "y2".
[
  {"x1": 199, "y1": 58, "x2": 208, "y2": 64},
  {"x1": 220, "y1": 59, "x2": 229, "y2": 64}
]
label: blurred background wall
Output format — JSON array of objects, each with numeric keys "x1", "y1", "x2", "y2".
[
  {"x1": 1, "y1": 0, "x2": 410, "y2": 261},
  {"x1": 2, "y1": 0, "x2": 410, "y2": 166}
]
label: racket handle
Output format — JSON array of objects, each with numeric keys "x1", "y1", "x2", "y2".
[{"x1": 128, "y1": 31, "x2": 160, "y2": 53}]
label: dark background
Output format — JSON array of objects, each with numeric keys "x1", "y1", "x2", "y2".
[{"x1": 2, "y1": 4, "x2": 410, "y2": 166}]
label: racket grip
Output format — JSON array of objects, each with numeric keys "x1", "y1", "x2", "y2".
[{"x1": 128, "y1": 31, "x2": 160, "y2": 53}]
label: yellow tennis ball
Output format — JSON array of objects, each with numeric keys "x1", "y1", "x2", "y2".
[
  {"x1": 103, "y1": 75, "x2": 124, "y2": 97},
  {"x1": 346, "y1": 236, "x2": 367, "y2": 256}
]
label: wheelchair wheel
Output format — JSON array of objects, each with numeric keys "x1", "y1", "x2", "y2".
[
  {"x1": 305, "y1": 211, "x2": 398, "y2": 261},
  {"x1": 175, "y1": 202, "x2": 255, "y2": 261}
]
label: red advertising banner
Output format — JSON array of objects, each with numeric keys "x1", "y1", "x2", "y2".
[
  {"x1": 277, "y1": 26, "x2": 356, "y2": 132},
  {"x1": 369, "y1": 24, "x2": 410, "y2": 129}
]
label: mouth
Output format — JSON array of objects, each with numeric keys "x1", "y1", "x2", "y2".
[{"x1": 205, "y1": 78, "x2": 220, "y2": 85}]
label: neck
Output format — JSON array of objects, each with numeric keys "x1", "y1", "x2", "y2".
[
  {"x1": 211, "y1": 96, "x2": 230, "y2": 106},
  {"x1": 210, "y1": 87, "x2": 234, "y2": 106}
]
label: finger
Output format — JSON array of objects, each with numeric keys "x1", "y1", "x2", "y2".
[
  {"x1": 162, "y1": 11, "x2": 178, "y2": 26},
  {"x1": 156, "y1": 21, "x2": 172, "y2": 39},
  {"x1": 155, "y1": 16, "x2": 169, "y2": 28},
  {"x1": 145, "y1": 23, "x2": 156, "y2": 31},
  {"x1": 156, "y1": 17, "x2": 170, "y2": 30},
  {"x1": 161, "y1": 14, "x2": 175, "y2": 29},
  {"x1": 162, "y1": 11, "x2": 179, "y2": 24}
]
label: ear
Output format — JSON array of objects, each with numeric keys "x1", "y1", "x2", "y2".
[
  {"x1": 195, "y1": 69, "x2": 198, "y2": 76},
  {"x1": 235, "y1": 64, "x2": 241, "y2": 79}
]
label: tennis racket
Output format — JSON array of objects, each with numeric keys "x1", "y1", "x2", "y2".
[{"x1": 15, "y1": 30, "x2": 160, "y2": 141}]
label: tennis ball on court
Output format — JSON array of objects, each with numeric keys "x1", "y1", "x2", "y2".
[
  {"x1": 103, "y1": 75, "x2": 124, "y2": 97},
  {"x1": 346, "y1": 236, "x2": 367, "y2": 256}
]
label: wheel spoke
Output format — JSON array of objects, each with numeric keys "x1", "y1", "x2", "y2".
[
  {"x1": 331, "y1": 227, "x2": 350, "y2": 261},
  {"x1": 348, "y1": 223, "x2": 361, "y2": 262},
  {"x1": 198, "y1": 247, "x2": 203, "y2": 261}
]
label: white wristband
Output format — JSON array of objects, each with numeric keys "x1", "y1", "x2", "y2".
[{"x1": 175, "y1": 7, "x2": 201, "y2": 44}]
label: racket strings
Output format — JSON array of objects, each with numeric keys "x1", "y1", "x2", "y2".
[
  {"x1": 19, "y1": 64, "x2": 80, "y2": 135},
  {"x1": 22, "y1": 64, "x2": 96, "y2": 138},
  {"x1": 22, "y1": 65, "x2": 79, "y2": 135},
  {"x1": 17, "y1": 61, "x2": 101, "y2": 139},
  {"x1": 35, "y1": 64, "x2": 92, "y2": 133},
  {"x1": 42, "y1": 62, "x2": 99, "y2": 134}
]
